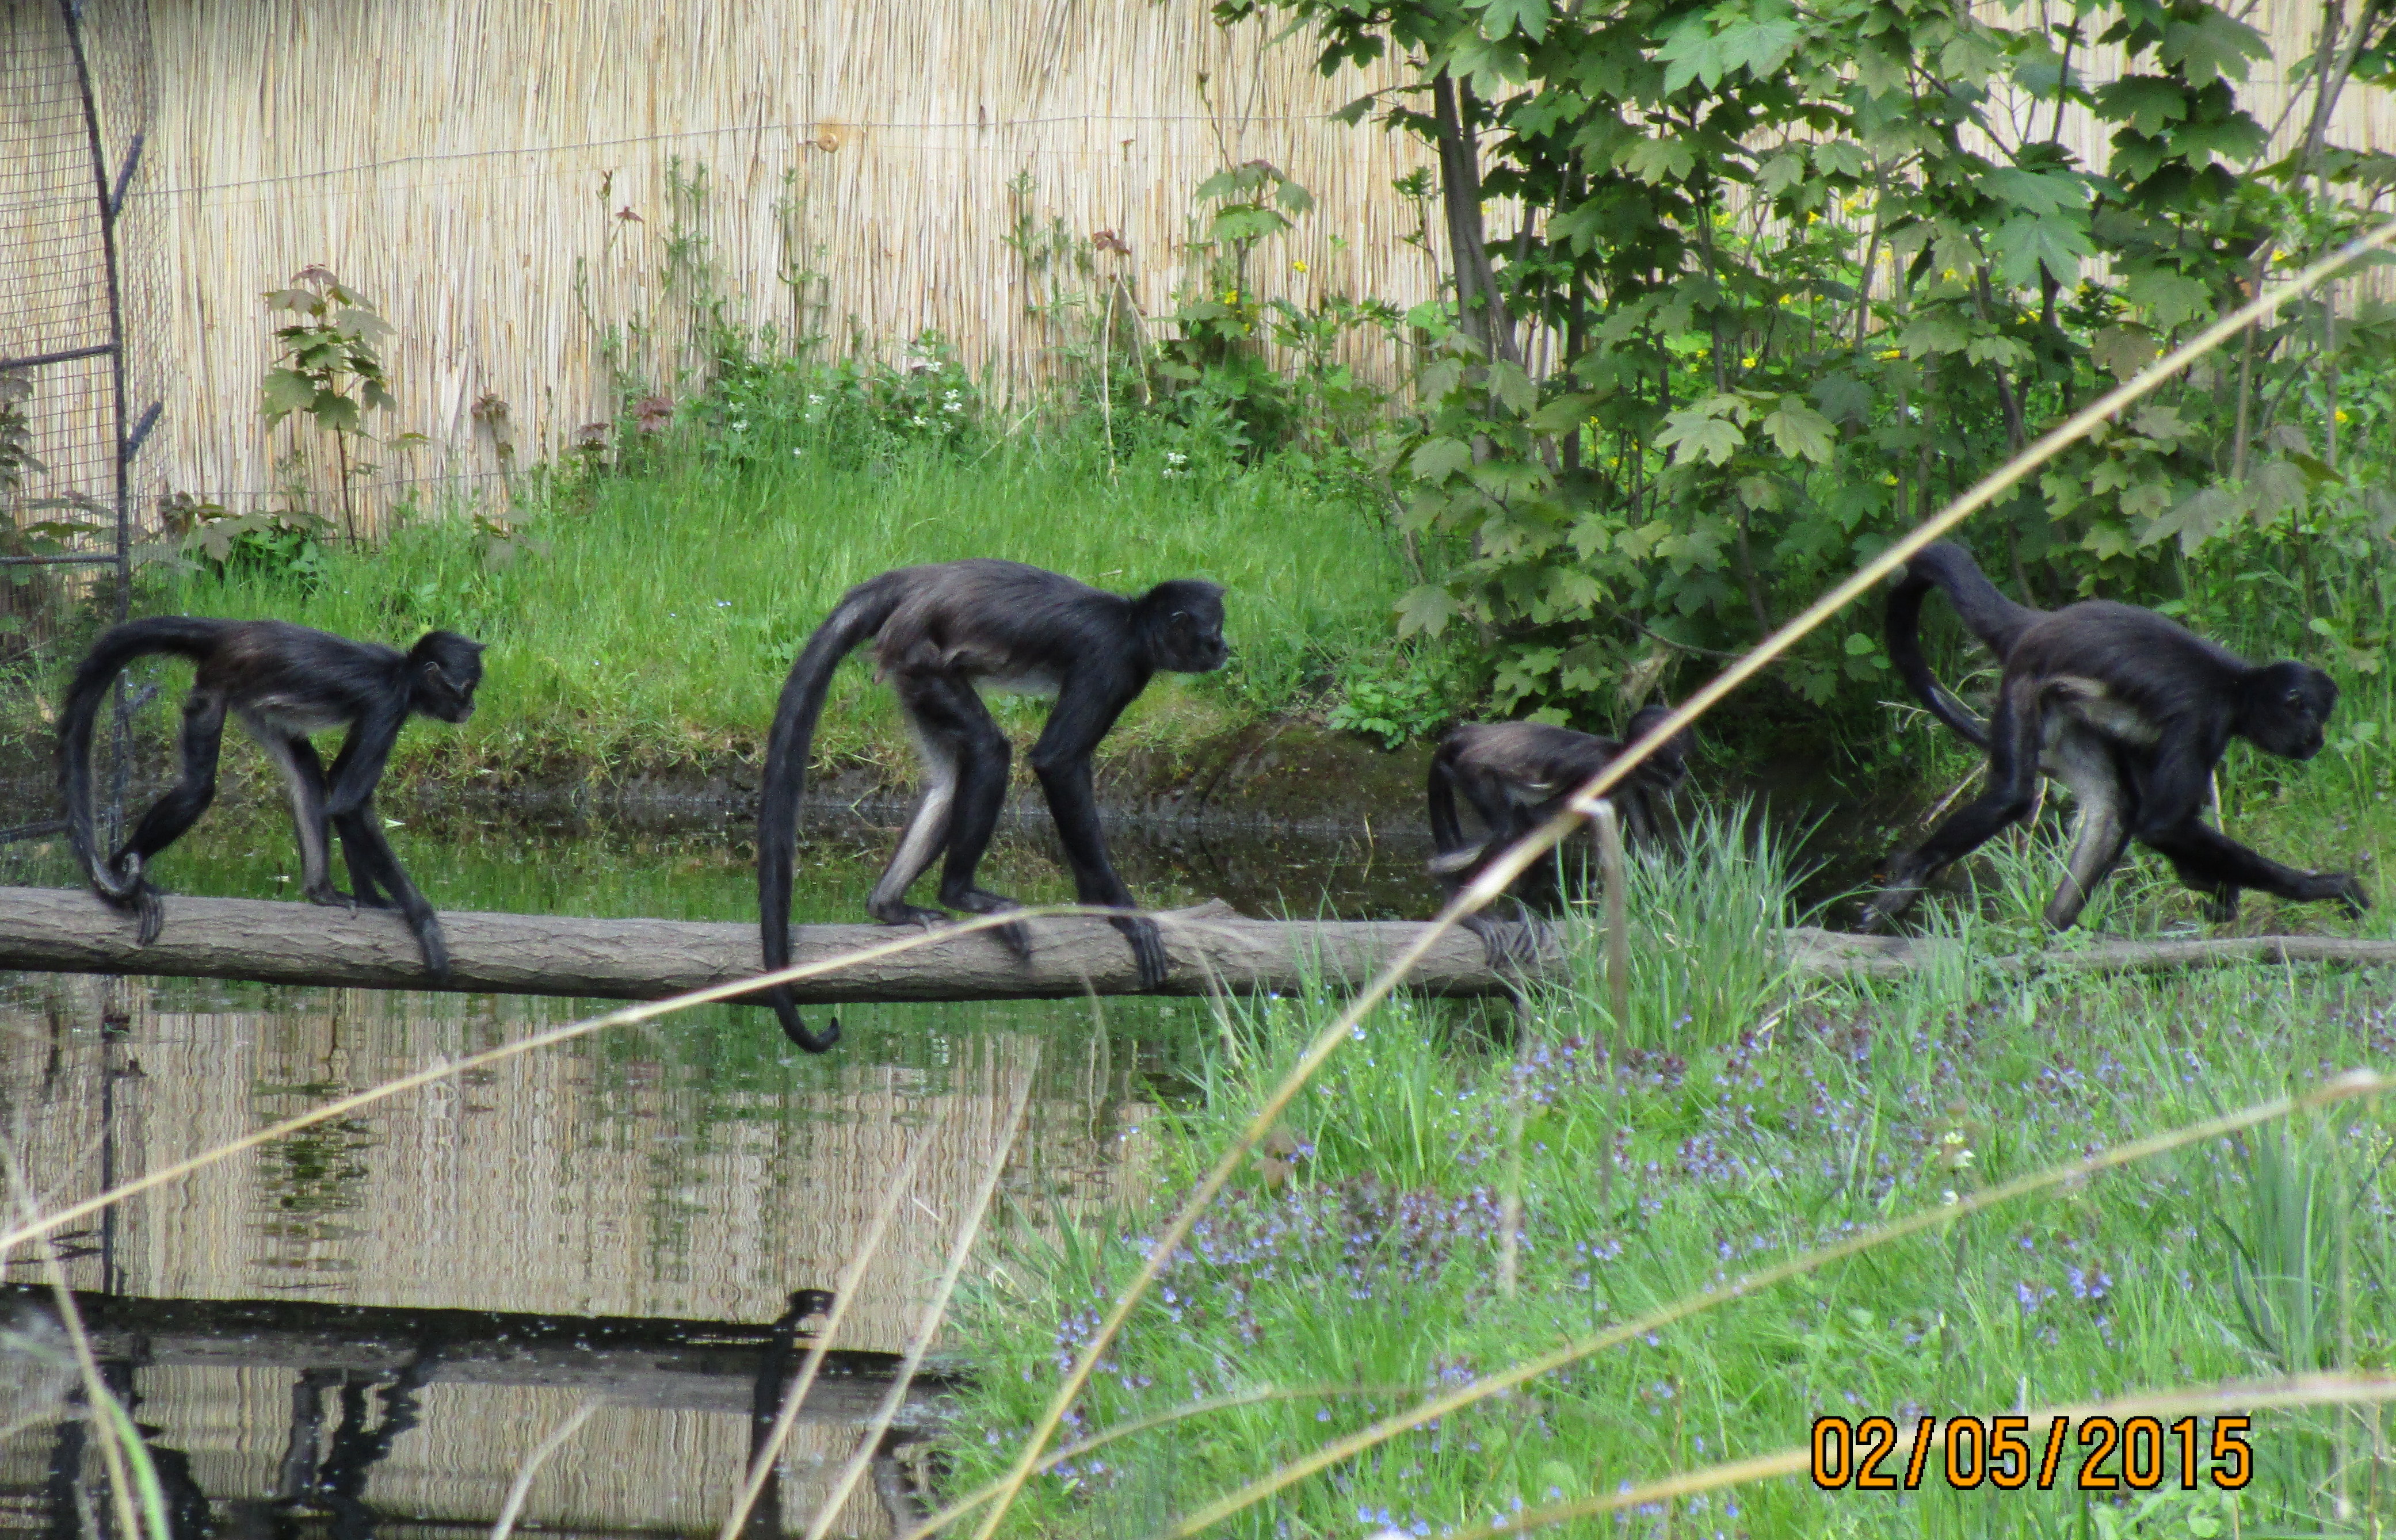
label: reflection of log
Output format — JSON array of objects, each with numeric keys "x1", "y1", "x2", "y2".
[
  {"x1": 1, "y1": 1286, "x2": 952, "y2": 1424},
  {"x1": 0, "y1": 887, "x2": 1546, "y2": 1002},
  {"x1": 1785, "y1": 926, "x2": 2396, "y2": 981}
]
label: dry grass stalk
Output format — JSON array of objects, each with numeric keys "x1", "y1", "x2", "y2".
[
  {"x1": 0, "y1": 1140, "x2": 165, "y2": 1540},
  {"x1": 487, "y1": 1400, "x2": 601, "y2": 1540},
  {"x1": 802, "y1": 1060, "x2": 1040, "y2": 1540},
  {"x1": 958, "y1": 220, "x2": 2396, "y2": 1540},
  {"x1": 1594, "y1": 798, "x2": 1628, "y2": 1028},
  {"x1": 1441, "y1": 1372, "x2": 2396, "y2": 1540},
  {"x1": 716, "y1": 1109, "x2": 946, "y2": 1540}
]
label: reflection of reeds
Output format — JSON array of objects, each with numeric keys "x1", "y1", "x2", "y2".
[
  {"x1": 1, "y1": 1140, "x2": 171, "y2": 1540},
  {"x1": 959, "y1": 223, "x2": 2396, "y2": 1539},
  {"x1": 723, "y1": 1104, "x2": 941, "y2": 1539},
  {"x1": 801, "y1": 1063, "x2": 1036, "y2": 1540}
]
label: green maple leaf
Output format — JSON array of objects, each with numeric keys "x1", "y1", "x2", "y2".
[
  {"x1": 1657, "y1": 17, "x2": 1731, "y2": 93},
  {"x1": 1620, "y1": 137, "x2": 1697, "y2": 185},
  {"x1": 1657, "y1": 406, "x2": 1745, "y2": 466},
  {"x1": 1474, "y1": 0, "x2": 1550, "y2": 43},
  {"x1": 2160, "y1": 9, "x2": 2267, "y2": 87},
  {"x1": 1992, "y1": 212, "x2": 2091, "y2": 288},
  {"x1": 1411, "y1": 437, "x2": 1474, "y2": 482},
  {"x1": 1715, "y1": 10, "x2": 1800, "y2": 81},
  {"x1": 1395, "y1": 583, "x2": 1462, "y2": 637},
  {"x1": 260, "y1": 369, "x2": 316, "y2": 425},
  {"x1": 1761, "y1": 398, "x2": 1836, "y2": 464}
]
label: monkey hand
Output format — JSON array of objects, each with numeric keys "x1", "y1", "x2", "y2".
[
  {"x1": 2315, "y1": 872, "x2": 2371, "y2": 918},
  {"x1": 131, "y1": 886, "x2": 164, "y2": 948},
  {"x1": 1113, "y1": 913, "x2": 1170, "y2": 991},
  {"x1": 943, "y1": 889, "x2": 1033, "y2": 965}
]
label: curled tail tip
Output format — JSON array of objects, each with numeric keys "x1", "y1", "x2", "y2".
[{"x1": 776, "y1": 1002, "x2": 841, "y2": 1053}]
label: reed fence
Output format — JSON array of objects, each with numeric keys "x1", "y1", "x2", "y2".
[{"x1": 0, "y1": 0, "x2": 2387, "y2": 537}]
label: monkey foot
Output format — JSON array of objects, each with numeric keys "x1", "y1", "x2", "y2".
[
  {"x1": 870, "y1": 903, "x2": 955, "y2": 930},
  {"x1": 304, "y1": 884, "x2": 358, "y2": 910},
  {"x1": 1114, "y1": 915, "x2": 1169, "y2": 991}
]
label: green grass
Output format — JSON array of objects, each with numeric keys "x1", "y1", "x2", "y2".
[
  {"x1": 936, "y1": 812, "x2": 2396, "y2": 1538},
  {"x1": 160, "y1": 431, "x2": 1409, "y2": 783}
]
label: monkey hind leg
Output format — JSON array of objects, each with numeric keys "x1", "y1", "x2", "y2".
[
  {"x1": 2040, "y1": 729, "x2": 2132, "y2": 931},
  {"x1": 868, "y1": 706, "x2": 968, "y2": 930}
]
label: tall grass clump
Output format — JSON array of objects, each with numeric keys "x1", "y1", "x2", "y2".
[{"x1": 936, "y1": 820, "x2": 2396, "y2": 1535}]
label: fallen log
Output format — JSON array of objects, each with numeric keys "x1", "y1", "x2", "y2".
[
  {"x1": 1783, "y1": 926, "x2": 2396, "y2": 981},
  {"x1": 0, "y1": 885, "x2": 1548, "y2": 1002}
]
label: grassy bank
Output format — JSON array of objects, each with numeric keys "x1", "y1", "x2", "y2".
[
  {"x1": 158, "y1": 430, "x2": 1408, "y2": 784},
  {"x1": 936, "y1": 813, "x2": 2396, "y2": 1537}
]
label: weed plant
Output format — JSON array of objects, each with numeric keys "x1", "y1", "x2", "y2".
[{"x1": 940, "y1": 821, "x2": 2396, "y2": 1537}]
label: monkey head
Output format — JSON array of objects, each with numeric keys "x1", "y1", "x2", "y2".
[
  {"x1": 2235, "y1": 660, "x2": 2337, "y2": 761},
  {"x1": 1135, "y1": 579, "x2": 1230, "y2": 675},
  {"x1": 409, "y1": 630, "x2": 489, "y2": 723},
  {"x1": 1621, "y1": 702, "x2": 1693, "y2": 787}
]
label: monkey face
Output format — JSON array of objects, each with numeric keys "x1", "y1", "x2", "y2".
[
  {"x1": 1147, "y1": 580, "x2": 1229, "y2": 674},
  {"x1": 2239, "y1": 661, "x2": 2337, "y2": 760},
  {"x1": 411, "y1": 632, "x2": 487, "y2": 723}
]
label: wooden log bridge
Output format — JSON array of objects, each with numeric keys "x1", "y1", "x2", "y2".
[
  {"x1": 0, "y1": 887, "x2": 2387, "y2": 1002},
  {"x1": 0, "y1": 886, "x2": 1538, "y2": 1002}
]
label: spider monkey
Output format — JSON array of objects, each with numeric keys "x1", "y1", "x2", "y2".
[
  {"x1": 1864, "y1": 541, "x2": 2367, "y2": 931},
  {"x1": 1425, "y1": 704, "x2": 1692, "y2": 954},
  {"x1": 59, "y1": 617, "x2": 486, "y2": 975},
  {"x1": 757, "y1": 560, "x2": 1228, "y2": 1052}
]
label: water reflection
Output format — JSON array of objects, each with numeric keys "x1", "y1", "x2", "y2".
[{"x1": 0, "y1": 805, "x2": 1363, "y2": 1539}]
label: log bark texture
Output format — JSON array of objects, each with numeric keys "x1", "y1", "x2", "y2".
[
  {"x1": 1783, "y1": 926, "x2": 2396, "y2": 980},
  {"x1": 0, "y1": 886, "x2": 1547, "y2": 1002}
]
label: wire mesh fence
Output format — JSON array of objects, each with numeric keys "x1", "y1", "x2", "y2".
[{"x1": 0, "y1": 0, "x2": 165, "y2": 857}]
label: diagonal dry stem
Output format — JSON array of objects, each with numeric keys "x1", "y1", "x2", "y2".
[
  {"x1": 955, "y1": 219, "x2": 2396, "y2": 1540},
  {"x1": 0, "y1": 1142, "x2": 167, "y2": 1540},
  {"x1": 1153, "y1": 1071, "x2": 2389, "y2": 1535},
  {"x1": 897, "y1": 1385, "x2": 1424, "y2": 1540},
  {"x1": 717, "y1": 1107, "x2": 944, "y2": 1540},
  {"x1": 1441, "y1": 1372, "x2": 2396, "y2": 1539},
  {"x1": 487, "y1": 1400, "x2": 599, "y2": 1540},
  {"x1": 804, "y1": 1058, "x2": 1040, "y2": 1540}
]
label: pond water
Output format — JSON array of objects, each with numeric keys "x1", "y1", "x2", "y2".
[{"x1": 0, "y1": 796, "x2": 1434, "y2": 1540}]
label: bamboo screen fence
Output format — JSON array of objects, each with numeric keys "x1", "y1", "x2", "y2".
[{"x1": 1, "y1": 0, "x2": 2390, "y2": 535}]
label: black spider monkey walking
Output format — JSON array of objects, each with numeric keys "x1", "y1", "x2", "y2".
[
  {"x1": 757, "y1": 560, "x2": 1228, "y2": 1052},
  {"x1": 1863, "y1": 541, "x2": 2367, "y2": 931},
  {"x1": 59, "y1": 617, "x2": 486, "y2": 974},
  {"x1": 1425, "y1": 704, "x2": 1692, "y2": 953}
]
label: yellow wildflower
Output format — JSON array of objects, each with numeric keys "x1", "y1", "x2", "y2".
[
  {"x1": 1742, "y1": 356, "x2": 1757, "y2": 368},
  {"x1": 1882, "y1": 473, "x2": 1900, "y2": 486},
  {"x1": 2337, "y1": 408, "x2": 2352, "y2": 423},
  {"x1": 1292, "y1": 259, "x2": 1309, "y2": 274},
  {"x1": 1878, "y1": 347, "x2": 1902, "y2": 359}
]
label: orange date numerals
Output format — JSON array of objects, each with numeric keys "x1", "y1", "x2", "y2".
[{"x1": 1811, "y1": 1415, "x2": 2254, "y2": 1492}]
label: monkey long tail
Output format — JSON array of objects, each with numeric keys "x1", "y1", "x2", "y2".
[
  {"x1": 756, "y1": 580, "x2": 903, "y2": 1053},
  {"x1": 1884, "y1": 542, "x2": 2042, "y2": 752},
  {"x1": 57, "y1": 617, "x2": 232, "y2": 899},
  {"x1": 1425, "y1": 743, "x2": 1468, "y2": 857}
]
